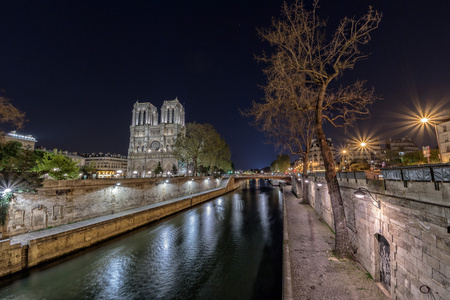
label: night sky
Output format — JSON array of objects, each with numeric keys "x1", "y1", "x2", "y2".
[{"x1": 1, "y1": 0, "x2": 450, "y2": 169}]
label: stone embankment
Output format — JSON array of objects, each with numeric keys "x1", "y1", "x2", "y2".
[
  {"x1": 0, "y1": 177, "x2": 242, "y2": 278},
  {"x1": 299, "y1": 176, "x2": 450, "y2": 300},
  {"x1": 3, "y1": 176, "x2": 225, "y2": 237},
  {"x1": 282, "y1": 185, "x2": 388, "y2": 300}
]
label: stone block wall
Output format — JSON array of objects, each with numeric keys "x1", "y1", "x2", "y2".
[
  {"x1": 0, "y1": 177, "x2": 242, "y2": 278},
  {"x1": 4, "y1": 177, "x2": 224, "y2": 237},
  {"x1": 305, "y1": 178, "x2": 450, "y2": 300},
  {"x1": 0, "y1": 239, "x2": 23, "y2": 277}
]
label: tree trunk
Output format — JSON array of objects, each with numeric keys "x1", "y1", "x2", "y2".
[
  {"x1": 301, "y1": 133, "x2": 313, "y2": 203},
  {"x1": 193, "y1": 157, "x2": 198, "y2": 177},
  {"x1": 315, "y1": 88, "x2": 350, "y2": 258},
  {"x1": 301, "y1": 154, "x2": 309, "y2": 203}
]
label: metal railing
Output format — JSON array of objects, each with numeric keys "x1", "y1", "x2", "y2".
[{"x1": 380, "y1": 164, "x2": 450, "y2": 182}]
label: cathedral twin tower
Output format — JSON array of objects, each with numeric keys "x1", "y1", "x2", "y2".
[{"x1": 127, "y1": 98, "x2": 185, "y2": 177}]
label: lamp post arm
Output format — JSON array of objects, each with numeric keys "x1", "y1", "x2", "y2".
[
  {"x1": 434, "y1": 123, "x2": 442, "y2": 163},
  {"x1": 355, "y1": 187, "x2": 380, "y2": 208}
]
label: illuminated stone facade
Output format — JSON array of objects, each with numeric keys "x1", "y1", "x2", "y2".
[
  {"x1": 4, "y1": 131, "x2": 37, "y2": 150},
  {"x1": 307, "y1": 138, "x2": 336, "y2": 171},
  {"x1": 127, "y1": 98, "x2": 185, "y2": 177},
  {"x1": 436, "y1": 120, "x2": 450, "y2": 162},
  {"x1": 81, "y1": 153, "x2": 127, "y2": 178}
]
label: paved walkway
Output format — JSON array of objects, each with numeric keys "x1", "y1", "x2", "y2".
[{"x1": 283, "y1": 186, "x2": 389, "y2": 300}]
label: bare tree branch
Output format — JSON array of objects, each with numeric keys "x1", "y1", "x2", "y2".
[{"x1": 250, "y1": 0, "x2": 382, "y2": 258}]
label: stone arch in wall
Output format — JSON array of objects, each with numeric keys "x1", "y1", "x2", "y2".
[
  {"x1": 164, "y1": 163, "x2": 172, "y2": 173},
  {"x1": 374, "y1": 233, "x2": 391, "y2": 293},
  {"x1": 31, "y1": 205, "x2": 48, "y2": 231},
  {"x1": 147, "y1": 161, "x2": 157, "y2": 174},
  {"x1": 12, "y1": 210, "x2": 25, "y2": 229}
]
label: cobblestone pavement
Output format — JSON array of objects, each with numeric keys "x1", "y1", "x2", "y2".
[{"x1": 283, "y1": 186, "x2": 389, "y2": 300}]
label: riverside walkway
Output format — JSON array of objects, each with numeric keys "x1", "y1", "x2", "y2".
[{"x1": 282, "y1": 185, "x2": 389, "y2": 300}]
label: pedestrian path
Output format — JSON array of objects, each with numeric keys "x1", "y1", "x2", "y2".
[{"x1": 283, "y1": 186, "x2": 389, "y2": 300}]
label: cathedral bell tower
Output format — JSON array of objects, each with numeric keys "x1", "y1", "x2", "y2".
[{"x1": 127, "y1": 98, "x2": 185, "y2": 177}]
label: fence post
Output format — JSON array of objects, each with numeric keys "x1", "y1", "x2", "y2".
[
  {"x1": 430, "y1": 167, "x2": 439, "y2": 191},
  {"x1": 400, "y1": 168, "x2": 407, "y2": 188}
]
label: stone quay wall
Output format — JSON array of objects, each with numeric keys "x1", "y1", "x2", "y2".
[
  {"x1": 3, "y1": 176, "x2": 226, "y2": 238},
  {"x1": 0, "y1": 177, "x2": 243, "y2": 278},
  {"x1": 305, "y1": 177, "x2": 450, "y2": 300}
]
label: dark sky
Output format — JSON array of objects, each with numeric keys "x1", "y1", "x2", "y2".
[{"x1": 1, "y1": 0, "x2": 450, "y2": 169}]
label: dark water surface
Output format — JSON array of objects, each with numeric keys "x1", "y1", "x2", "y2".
[{"x1": 0, "y1": 181, "x2": 283, "y2": 300}]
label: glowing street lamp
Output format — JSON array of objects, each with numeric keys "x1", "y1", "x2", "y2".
[
  {"x1": 341, "y1": 149, "x2": 350, "y2": 171},
  {"x1": 420, "y1": 117, "x2": 442, "y2": 163}
]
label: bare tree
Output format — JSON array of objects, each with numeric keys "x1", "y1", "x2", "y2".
[
  {"x1": 257, "y1": 0, "x2": 381, "y2": 257},
  {"x1": 0, "y1": 96, "x2": 25, "y2": 141},
  {"x1": 245, "y1": 81, "x2": 315, "y2": 202}
]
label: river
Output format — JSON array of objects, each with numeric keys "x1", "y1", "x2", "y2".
[{"x1": 0, "y1": 180, "x2": 283, "y2": 300}]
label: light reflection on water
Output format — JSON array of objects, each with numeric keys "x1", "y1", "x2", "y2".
[{"x1": 0, "y1": 180, "x2": 282, "y2": 300}]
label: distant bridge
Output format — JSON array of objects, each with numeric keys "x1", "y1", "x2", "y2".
[{"x1": 233, "y1": 174, "x2": 292, "y2": 183}]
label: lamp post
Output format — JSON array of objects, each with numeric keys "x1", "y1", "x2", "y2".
[
  {"x1": 360, "y1": 141, "x2": 370, "y2": 165},
  {"x1": 342, "y1": 149, "x2": 350, "y2": 171},
  {"x1": 420, "y1": 118, "x2": 442, "y2": 163},
  {"x1": 353, "y1": 188, "x2": 380, "y2": 208}
]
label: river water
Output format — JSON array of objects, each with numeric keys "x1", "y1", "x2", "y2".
[{"x1": 0, "y1": 180, "x2": 283, "y2": 300}]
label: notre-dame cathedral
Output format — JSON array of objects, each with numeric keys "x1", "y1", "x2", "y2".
[{"x1": 127, "y1": 98, "x2": 185, "y2": 177}]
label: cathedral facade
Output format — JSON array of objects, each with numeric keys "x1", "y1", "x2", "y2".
[{"x1": 127, "y1": 98, "x2": 185, "y2": 177}]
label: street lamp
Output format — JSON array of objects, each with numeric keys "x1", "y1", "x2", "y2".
[
  {"x1": 341, "y1": 149, "x2": 350, "y2": 171},
  {"x1": 354, "y1": 188, "x2": 380, "y2": 208},
  {"x1": 420, "y1": 117, "x2": 442, "y2": 163},
  {"x1": 359, "y1": 141, "x2": 372, "y2": 165}
]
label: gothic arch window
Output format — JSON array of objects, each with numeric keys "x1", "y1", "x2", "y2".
[{"x1": 143, "y1": 111, "x2": 146, "y2": 124}]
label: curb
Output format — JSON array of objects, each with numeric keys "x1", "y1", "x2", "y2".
[{"x1": 282, "y1": 188, "x2": 294, "y2": 300}]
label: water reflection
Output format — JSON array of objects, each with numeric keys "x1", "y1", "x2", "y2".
[{"x1": 0, "y1": 180, "x2": 282, "y2": 300}]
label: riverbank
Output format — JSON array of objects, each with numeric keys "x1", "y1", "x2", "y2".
[
  {"x1": 282, "y1": 185, "x2": 388, "y2": 300},
  {"x1": 0, "y1": 179, "x2": 243, "y2": 278}
]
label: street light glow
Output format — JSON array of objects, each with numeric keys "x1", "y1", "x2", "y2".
[{"x1": 385, "y1": 96, "x2": 448, "y2": 146}]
